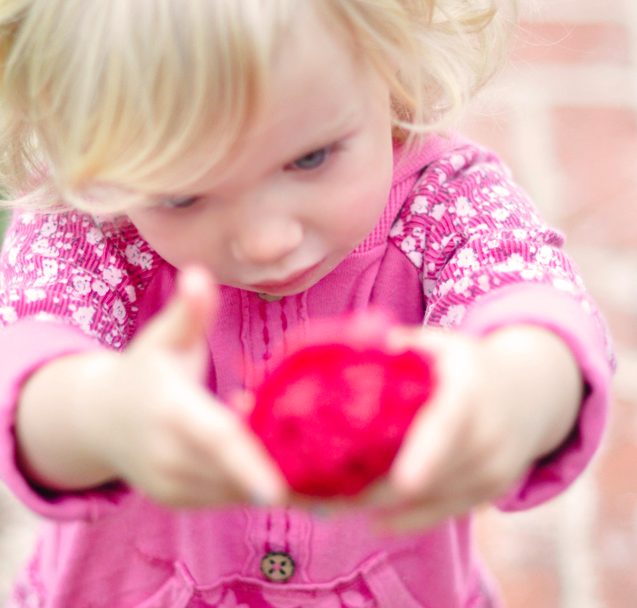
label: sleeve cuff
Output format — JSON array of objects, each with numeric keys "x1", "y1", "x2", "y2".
[
  {"x1": 459, "y1": 283, "x2": 612, "y2": 511},
  {"x1": 0, "y1": 319, "x2": 130, "y2": 521}
]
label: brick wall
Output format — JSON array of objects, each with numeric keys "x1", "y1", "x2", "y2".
[{"x1": 464, "y1": 1, "x2": 637, "y2": 606}]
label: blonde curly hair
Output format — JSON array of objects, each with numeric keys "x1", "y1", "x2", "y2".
[{"x1": 0, "y1": 0, "x2": 515, "y2": 212}]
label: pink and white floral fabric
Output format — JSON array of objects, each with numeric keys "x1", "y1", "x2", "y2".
[
  {"x1": 389, "y1": 145, "x2": 613, "y2": 362},
  {"x1": 0, "y1": 213, "x2": 159, "y2": 349}
]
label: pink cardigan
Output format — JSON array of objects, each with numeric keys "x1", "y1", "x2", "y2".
[{"x1": 0, "y1": 135, "x2": 612, "y2": 608}]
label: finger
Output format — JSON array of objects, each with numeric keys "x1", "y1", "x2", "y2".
[
  {"x1": 182, "y1": 388, "x2": 288, "y2": 505},
  {"x1": 286, "y1": 477, "x2": 401, "y2": 517},
  {"x1": 386, "y1": 325, "x2": 449, "y2": 354},
  {"x1": 375, "y1": 494, "x2": 479, "y2": 534},
  {"x1": 177, "y1": 471, "x2": 252, "y2": 508},
  {"x1": 141, "y1": 463, "x2": 248, "y2": 508},
  {"x1": 140, "y1": 265, "x2": 219, "y2": 351},
  {"x1": 215, "y1": 425, "x2": 289, "y2": 505},
  {"x1": 229, "y1": 389, "x2": 256, "y2": 420},
  {"x1": 390, "y1": 336, "x2": 477, "y2": 497},
  {"x1": 418, "y1": 438, "x2": 531, "y2": 508}
]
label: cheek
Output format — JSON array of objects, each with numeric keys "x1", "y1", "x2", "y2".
[
  {"x1": 328, "y1": 152, "x2": 394, "y2": 244},
  {"x1": 345, "y1": 121, "x2": 394, "y2": 238},
  {"x1": 126, "y1": 211, "x2": 211, "y2": 268}
]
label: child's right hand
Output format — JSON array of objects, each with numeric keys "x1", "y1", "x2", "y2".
[{"x1": 16, "y1": 267, "x2": 287, "y2": 508}]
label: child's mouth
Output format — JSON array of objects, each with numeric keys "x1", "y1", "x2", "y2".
[{"x1": 248, "y1": 261, "x2": 324, "y2": 293}]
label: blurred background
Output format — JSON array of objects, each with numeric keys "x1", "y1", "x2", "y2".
[
  {"x1": 1, "y1": 0, "x2": 636, "y2": 606},
  {"x1": 464, "y1": 0, "x2": 637, "y2": 606}
]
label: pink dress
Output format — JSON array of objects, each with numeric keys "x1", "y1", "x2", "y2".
[{"x1": 0, "y1": 134, "x2": 612, "y2": 608}]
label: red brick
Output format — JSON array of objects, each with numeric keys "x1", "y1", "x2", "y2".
[
  {"x1": 458, "y1": 110, "x2": 518, "y2": 174},
  {"x1": 592, "y1": 307, "x2": 637, "y2": 353},
  {"x1": 520, "y1": 0, "x2": 626, "y2": 24},
  {"x1": 592, "y1": 397, "x2": 637, "y2": 608},
  {"x1": 476, "y1": 509, "x2": 561, "y2": 608},
  {"x1": 512, "y1": 22, "x2": 631, "y2": 65},
  {"x1": 596, "y1": 434, "x2": 637, "y2": 525},
  {"x1": 552, "y1": 107, "x2": 637, "y2": 249}
]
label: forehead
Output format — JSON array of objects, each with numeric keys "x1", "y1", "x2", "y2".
[
  {"x1": 269, "y1": 6, "x2": 362, "y2": 128},
  {"x1": 178, "y1": 7, "x2": 376, "y2": 192}
]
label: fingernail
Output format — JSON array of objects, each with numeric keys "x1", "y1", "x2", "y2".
[
  {"x1": 251, "y1": 479, "x2": 286, "y2": 506},
  {"x1": 250, "y1": 491, "x2": 268, "y2": 506}
]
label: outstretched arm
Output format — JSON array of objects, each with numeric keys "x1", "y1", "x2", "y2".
[{"x1": 15, "y1": 267, "x2": 286, "y2": 507}]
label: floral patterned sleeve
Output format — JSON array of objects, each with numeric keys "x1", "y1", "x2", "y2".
[
  {"x1": 390, "y1": 144, "x2": 613, "y2": 365},
  {"x1": 390, "y1": 143, "x2": 613, "y2": 509},
  {"x1": 0, "y1": 211, "x2": 164, "y2": 519},
  {"x1": 0, "y1": 210, "x2": 161, "y2": 348}
]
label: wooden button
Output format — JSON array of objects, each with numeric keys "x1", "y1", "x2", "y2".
[{"x1": 260, "y1": 551, "x2": 295, "y2": 582}]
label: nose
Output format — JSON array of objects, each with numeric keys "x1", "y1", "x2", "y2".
[{"x1": 231, "y1": 216, "x2": 304, "y2": 264}]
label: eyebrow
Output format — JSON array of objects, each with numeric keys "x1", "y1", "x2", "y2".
[{"x1": 282, "y1": 105, "x2": 362, "y2": 161}]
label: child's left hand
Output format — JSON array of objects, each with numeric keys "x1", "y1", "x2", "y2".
[{"x1": 293, "y1": 324, "x2": 583, "y2": 531}]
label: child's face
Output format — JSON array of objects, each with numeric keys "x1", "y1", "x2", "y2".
[{"x1": 127, "y1": 8, "x2": 394, "y2": 297}]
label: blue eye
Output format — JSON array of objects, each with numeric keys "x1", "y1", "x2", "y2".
[
  {"x1": 290, "y1": 148, "x2": 328, "y2": 170},
  {"x1": 164, "y1": 196, "x2": 199, "y2": 209}
]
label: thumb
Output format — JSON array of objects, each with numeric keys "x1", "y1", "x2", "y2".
[{"x1": 139, "y1": 265, "x2": 219, "y2": 352}]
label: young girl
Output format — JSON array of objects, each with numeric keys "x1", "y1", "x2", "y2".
[{"x1": 0, "y1": 1, "x2": 612, "y2": 607}]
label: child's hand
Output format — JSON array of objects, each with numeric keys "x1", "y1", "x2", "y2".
[
  {"x1": 375, "y1": 324, "x2": 583, "y2": 531},
  {"x1": 285, "y1": 324, "x2": 583, "y2": 531},
  {"x1": 16, "y1": 267, "x2": 287, "y2": 508}
]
